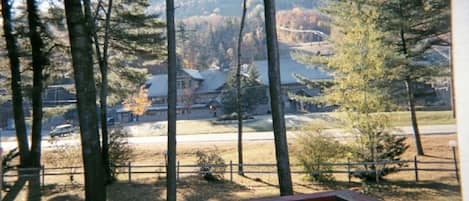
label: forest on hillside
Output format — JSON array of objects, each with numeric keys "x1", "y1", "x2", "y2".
[
  {"x1": 175, "y1": 6, "x2": 330, "y2": 70},
  {"x1": 148, "y1": 0, "x2": 322, "y2": 18}
]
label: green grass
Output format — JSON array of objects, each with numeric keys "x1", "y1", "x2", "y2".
[
  {"x1": 387, "y1": 111, "x2": 455, "y2": 126},
  {"x1": 329, "y1": 110, "x2": 455, "y2": 127},
  {"x1": 124, "y1": 111, "x2": 455, "y2": 137}
]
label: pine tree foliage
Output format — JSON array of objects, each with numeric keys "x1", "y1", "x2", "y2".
[
  {"x1": 374, "y1": 0, "x2": 450, "y2": 156},
  {"x1": 375, "y1": 0, "x2": 450, "y2": 102},
  {"x1": 222, "y1": 65, "x2": 266, "y2": 114},
  {"x1": 93, "y1": 0, "x2": 166, "y2": 103}
]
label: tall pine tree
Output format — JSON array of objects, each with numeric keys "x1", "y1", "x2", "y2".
[
  {"x1": 64, "y1": 0, "x2": 106, "y2": 200},
  {"x1": 376, "y1": 0, "x2": 450, "y2": 156}
]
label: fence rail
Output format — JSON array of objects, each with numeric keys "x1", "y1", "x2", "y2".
[{"x1": 1, "y1": 156, "x2": 459, "y2": 187}]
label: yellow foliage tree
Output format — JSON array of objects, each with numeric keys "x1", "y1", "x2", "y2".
[{"x1": 123, "y1": 87, "x2": 151, "y2": 116}]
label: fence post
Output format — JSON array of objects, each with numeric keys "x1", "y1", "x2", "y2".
[
  {"x1": 177, "y1": 160, "x2": 180, "y2": 181},
  {"x1": 41, "y1": 165, "x2": 45, "y2": 189},
  {"x1": 128, "y1": 161, "x2": 132, "y2": 183},
  {"x1": 230, "y1": 160, "x2": 233, "y2": 182},
  {"x1": 347, "y1": 158, "x2": 351, "y2": 183},
  {"x1": 414, "y1": 156, "x2": 419, "y2": 183}
]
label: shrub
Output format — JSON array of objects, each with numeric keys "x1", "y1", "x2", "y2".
[
  {"x1": 109, "y1": 125, "x2": 134, "y2": 179},
  {"x1": 216, "y1": 112, "x2": 254, "y2": 121},
  {"x1": 195, "y1": 149, "x2": 226, "y2": 181},
  {"x1": 294, "y1": 125, "x2": 348, "y2": 182}
]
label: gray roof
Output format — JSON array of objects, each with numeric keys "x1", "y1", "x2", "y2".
[
  {"x1": 146, "y1": 74, "x2": 168, "y2": 97},
  {"x1": 146, "y1": 69, "x2": 227, "y2": 97},
  {"x1": 196, "y1": 70, "x2": 228, "y2": 94},
  {"x1": 254, "y1": 58, "x2": 331, "y2": 85},
  {"x1": 146, "y1": 59, "x2": 328, "y2": 98},
  {"x1": 182, "y1": 68, "x2": 204, "y2": 80}
]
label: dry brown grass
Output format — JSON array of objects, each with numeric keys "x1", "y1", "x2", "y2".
[{"x1": 3, "y1": 134, "x2": 461, "y2": 201}]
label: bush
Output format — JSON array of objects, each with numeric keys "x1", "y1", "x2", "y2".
[
  {"x1": 294, "y1": 125, "x2": 348, "y2": 182},
  {"x1": 195, "y1": 149, "x2": 226, "y2": 181},
  {"x1": 109, "y1": 125, "x2": 134, "y2": 179},
  {"x1": 216, "y1": 112, "x2": 254, "y2": 121}
]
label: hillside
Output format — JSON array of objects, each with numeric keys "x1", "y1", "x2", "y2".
[{"x1": 148, "y1": 0, "x2": 321, "y2": 18}]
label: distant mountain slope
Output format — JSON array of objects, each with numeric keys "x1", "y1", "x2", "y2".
[{"x1": 149, "y1": 0, "x2": 320, "y2": 18}]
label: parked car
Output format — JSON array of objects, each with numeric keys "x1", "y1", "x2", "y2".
[{"x1": 49, "y1": 124, "x2": 75, "y2": 137}]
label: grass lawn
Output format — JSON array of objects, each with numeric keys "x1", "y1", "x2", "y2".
[
  {"x1": 124, "y1": 111, "x2": 455, "y2": 136},
  {"x1": 15, "y1": 133, "x2": 460, "y2": 201}
]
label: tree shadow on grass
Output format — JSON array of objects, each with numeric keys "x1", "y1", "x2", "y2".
[
  {"x1": 168, "y1": 175, "x2": 249, "y2": 201},
  {"x1": 370, "y1": 180, "x2": 461, "y2": 200},
  {"x1": 41, "y1": 183, "x2": 83, "y2": 197},
  {"x1": 48, "y1": 194, "x2": 82, "y2": 201},
  {"x1": 386, "y1": 179, "x2": 460, "y2": 193},
  {"x1": 2, "y1": 177, "x2": 28, "y2": 201},
  {"x1": 242, "y1": 175, "x2": 307, "y2": 195},
  {"x1": 108, "y1": 180, "x2": 165, "y2": 201},
  {"x1": 243, "y1": 175, "x2": 279, "y2": 189},
  {"x1": 313, "y1": 179, "x2": 461, "y2": 200},
  {"x1": 306, "y1": 179, "x2": 358, "y2": 191},
  {"x1": 422, "y1": 154, "x2": 452, "y2": 160}
]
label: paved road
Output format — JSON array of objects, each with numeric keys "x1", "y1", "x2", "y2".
[{"x1": 0, "y1": 124, "x2": 456, "y2": 150}]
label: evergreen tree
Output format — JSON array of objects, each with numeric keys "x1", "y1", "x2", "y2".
[
  {"x1": 376, "y1": 0, "x2": 450, "y2": 156},
  {"x1": 64, "y1": 0, "x2": 106, "y2": 200},
  {"x1": 95, "y1": 0, "x2": 166, "y2": 103},
  {"x1": 1, "y1": 0, "x2": 31, "y2": 169},
  {"x1": 90, "y1": 0, "x2": 166, "y2": 182},
  {"x1": 222, "y1": 65, "x2": 266, "y2": 114}
]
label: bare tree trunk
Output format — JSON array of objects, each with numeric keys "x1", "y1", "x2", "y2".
[
  {"x1": 91, "y1": 0, "x2": 114, "y2": 184},
  {"x1": 397, "y1": 0, "x2": 424, "y2": 155},
  {"x1": 166, "y1": 0, "x2": 177, "y2": 200},
  {"x1": 236, "y1": 0, "x2": 247, "y2": 176},
  {"x1": 405, "y1": 78, "x2": 424, "y2": 155},
  {"x1": 26, "y1": 0, "x2": 47, "y2": 199},
  {"x1": 27, "y1": 0, "x2": 45, "y2": 168},
  {"x1": 100, "y1": 0, "x2": 113, "y2": 184},
  {"x1": 64, "y1": 0, "x2": 106, "y2": 200},
  {"x1": 263, "y1": 0, "x2": 294, "y2": 196},
  {"x1": 1, "y1": 0, "x2": 31, "y2": 167}
]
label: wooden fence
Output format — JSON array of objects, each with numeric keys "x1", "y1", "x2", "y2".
[{"x1": 1, "y1": 156, "x2": 459, "y2": 187}]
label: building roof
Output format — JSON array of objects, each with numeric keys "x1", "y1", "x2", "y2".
[
  {"x1": 146, "y1": 59, "x2": 330, "y2": 98},
  {"x1": 254, "y1": 58, "x2": 331, "y2": 85},
  {"x1": 146, "y1": 74, "x2": 168, "y2": 97},
  {"x1": 182, "y1": 68, "x2": 204, "y2": 80},
  {"x1": 146, "y1": 69, "x2": 227, "y2": 97},
  {"x1": 196, "y1": 70, "x2": 228, "y2": 94}
]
